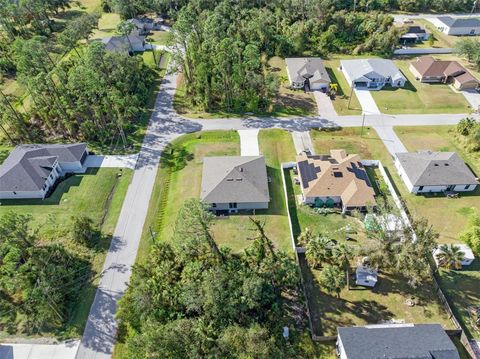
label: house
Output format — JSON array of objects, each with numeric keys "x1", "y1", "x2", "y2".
[
  {"x1": 336, "y1": 324, "x2": 460, "y2": 359},
  {"x1": 340, "y1": 59, "x2": 407, "y2": 90},
  {"x1": 410, "y1": 56, "x2": 479, "y2": 90},
  {"x1": 394, "y1": 151, "x2": 478, "y2": 194},
  {"x1": 400, "y1": 25, "x2": 429, "y2": 44},
  {"x1": 101, "y1": 31, "x2": 146, "y2": 54},
  {"x1": 355, "y1": 265, "x2": 378, "y2": 287},
  {"x1": 432, "y1": 16, "x2": 480, "y2": 36},
  {"x1": 434, "y1": 244, "x2": 475, "y2": 266},
  {"x1": 285, "y1": 57, "x2": 331, "y2": 91},
  {"x1": 200, "y1": 156, "x2": 270, "y2": 213},
  {"x1": 127, "y1": 16, "x2": 163, "y2": 33},
  {"x1": 296, "y1": 150, "x2": 376, "y2": 212},
  {"x1": 0, "y1": 144, "x2": 88, "y2": 200}
]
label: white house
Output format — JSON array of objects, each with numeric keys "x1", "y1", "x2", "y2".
[
  {"x1": 0, "y1": 144, "x2": 88, "y2": 200},
  {"x1": 434, "y1": 244, "x2": 475, "y2": 267},
  {"x1": 340, "y1": 59, "x2": 407, "y2": 90},
  {"x1": 285, "y1": 57, "x2": 331, "y2": 91},
  {"x1": 337, "y1": 324, "x2": 460, "y2": 359},
  {"x1": 394, "y1": 151, "x2": 478, "y2": 194},
  {"x1": 431, "y1": 16, "x2": 480, "y2": 36}
]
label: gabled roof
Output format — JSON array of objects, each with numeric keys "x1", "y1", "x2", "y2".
[
  {"x1": 437, "y1": 16, "x2": 480, "y2": 28},
  {"x1": 296, "y1": 150, "x2": 376, "y2": 208},
  {"x1": 406, "y1": 25, "x2": 427, "y2": 34},
  {"x1": 410, "y1": 56, "x2": 479, "y2": 86},
  {"x1": 338, "y1": 324, "x2": 460, "y2": 359},
  {"x1": 201, "y1": 156, "x2": 270, "y2": 204},
  {"x1": 101, "y1": 31, "x2": 145, "y2": 52},
  {"x1": 285, "y1": 58, "x2": 331, "y2": 84},
  {"x1": 0, "y1": 144, "x2": 87, "y2": 192},
  {"x1": 396, "y1": 151, "x2": 478, "y2": 186},
  {"x1": 341, "y1": 59, "x2": 406, "y2": 83}
]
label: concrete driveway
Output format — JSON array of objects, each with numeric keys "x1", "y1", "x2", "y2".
[
  {"x1": 291, "y1": 131, "x2": 315, "y2": 155},
  {"x1": 84, "y1": 155, "x2": 138, "y2": 170},
  {"x1": 354, "y1": 89, "x2": 381, "y2": 115},
  {"x1": 0, "y1": 341, "x2": 79, "y2": 359},
  {"x1": 313, "y1": 91, "x2": 337, "y2": 117},
  {"x1": 238, "y1": 129, "x2": 260, "y2": 156},
  {"x1": 461, "y1": 90, "x2": 480, "y2": 113}
]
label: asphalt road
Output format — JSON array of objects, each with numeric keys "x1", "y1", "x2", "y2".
[{"x1": 76, "y1": 69, "x2": 477, "y2": 359}]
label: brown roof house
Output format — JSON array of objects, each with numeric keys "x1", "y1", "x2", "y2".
[
  {"x1": 296, "y1": 150, "x2": 376, "y2": 212},
  {"x1": 410, "y1": 56, "x2": 479, "y2": 90}
]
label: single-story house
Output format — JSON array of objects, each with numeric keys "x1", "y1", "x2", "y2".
[
  {"x1": 410, "y1": 56, "x2": 479, "y2": 90},
  {"x1": 434, "y1": 244, "x2": 475, "y2": 266},
  {"x1": 200, "y1": 156, "x2": 270, "y2": 213},
  {"x1": 127, "y1": 16, "x2": 163, "y2": 34},
  {"x1": 432, "y1": 16, "x2": 480, "y2": 36},
  {"x1": 340, "y1": 59, "x2": 407, "y2": 90},
  {"x1": 0, "y1": 143, "x2": 88, "y2": 200},
  {"x1": 400, "y1": 25, "x2": 429, "y2": 44},
  {"x1": 355, "y1": 265, "x2": 378, "y2": 287},
  {"x1": 394, "y1": 151, "x2": 478, "y2": 194},
  {"x1": 101, "y1": 31, "x2": 146, "y2": 54},
  {"x1": 336, "y1": 324, "x2": 460, "y2": 359},
  {"x1": 296, "y1": 150, "x2": 376, "y2": 212},
  {"x1": 285, "y1": 57, "x2": 331, "y2": 91}
]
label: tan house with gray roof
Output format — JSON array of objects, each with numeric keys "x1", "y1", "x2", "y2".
[
  {"x1": 201, "y1": 156, "x2": 270, "y2": 213},
  {"x1": 296, "y1": 150, "x2": 376, "y2": 212}
]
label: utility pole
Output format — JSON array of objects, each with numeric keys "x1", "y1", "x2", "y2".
[
  {"x1": 472, "y1": 0, "x2": 478, "y2": 13},
  {"x1": 360, "y1": 113, "x2": 366, "y2": 137},
  {"x1": 347, "y1": 81, "x2": 354, "y2": 109}
]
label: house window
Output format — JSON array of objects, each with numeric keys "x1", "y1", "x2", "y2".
[
  {"x1": 418, "y1": 186, "x2": 424, "y2": 191},
  {"x1": 465, "y1": 185, "x2": 470, "y2": 190},
  {"x1": 212, "y1": 203, "x2": 217, "y2": 208}
]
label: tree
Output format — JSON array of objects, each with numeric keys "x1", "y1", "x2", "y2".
[
  {"x1": 71, "y1": 215, "x2": 96, "y2": 247},
  {"x1": 333, "y1": 243, "x2": 354, "y2": 290},
  {"x1": 435, "y1": 244, "x2": 465, "y2": 270},
  {"x1": 318, "y1": 264, "x2": 346, "y2": 298},
  {"x1": 428, "y1": 34, "x2": 435, "y2": 47},
  {"x1": 117, "y1": 20, "x2": 136, "y2": 53},
  {"x1": 460, "y1": 210, "x2": 480, "y2": 255},
  {"x1": 58, "y1": 13, "x2": 100, "y2": 56},
  {"x1": 305, "y1": 235, "x2": 335, "y2": 269}
]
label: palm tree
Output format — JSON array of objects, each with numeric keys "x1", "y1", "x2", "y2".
[
  {"x1": 333, "y1": 243, "x2": 353, "y2": 290},
  {"x1": 306, "y1": 236, "x2": 335, "y2": 269},
  {"x1": 435, "y1": 245, "x2": 465, "y2": 270}
]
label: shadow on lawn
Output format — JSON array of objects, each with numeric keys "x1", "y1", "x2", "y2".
[{"x1": 0, "y1": 168, "x2": 100, "y2": 206}]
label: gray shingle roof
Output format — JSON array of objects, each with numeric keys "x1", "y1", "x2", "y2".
[
  {"x1": 338, "y1": 324, "x2": 460, "y2": 359},
  {"x1": 201, "y1": 156, "x2": 270, "y2": 204},
  {"x1": 101, "y1": 31, "x2": 145, "y2": 52},
  {"x1": 0, "y1": 144, "x2": 87, "y2": 192},
  {"x1": 285, "y1": 58, "x2": 331, "y2": 84},
  {"x1": 396, "y1": 151, "x2": 478, "y2": 186},
  {"x1": 341, "y1": 59, "x2": 406, "y2": 83},
  {"x1": 438, "y1": 16, "x2": 480, "y2": 28}
]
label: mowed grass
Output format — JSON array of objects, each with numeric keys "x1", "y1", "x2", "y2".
[
  {"x1": 370, "y1": 60, "x2": 470, "y2": 115},
  {"x1": 0, "y1": 168, "x2": 133, "y2": 336},
  {"x1": 393, "y1": 125, "x2": 480, "y2": 244},
  {"x1": 323, "y1": 59, "x2": 362, "y2": 115},
  {"x1": 92, "y1": 13, "x2": 121, "y2": 39},
  {"x1": 212, "y1": 129, "x2": 296, "y2": 253}
]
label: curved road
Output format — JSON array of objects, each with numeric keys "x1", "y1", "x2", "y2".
[{"x1": 75, "y1": 70, "x2": 474, "y2": 358}]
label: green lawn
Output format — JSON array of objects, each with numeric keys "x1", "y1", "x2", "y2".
[
  {"x1": 147, "y1": 31, "x2": 172, "y2": 45},
  {"x1": 370, "y1": 60, "x2": 470, "y2": 115},
  {"x1": 92, "y1": 13, "x2": 121, "y2": 39},
  {"x1": 323, "y1": 59, "x2": 362, "y2": 115},
  {"x1": 393, "y1": 126, "x2": 480, "y2": 244},
  {"x1": 0, "y1": 168, "x2": 133, "y2": 337}
]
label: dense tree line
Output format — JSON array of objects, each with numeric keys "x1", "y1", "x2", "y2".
[
  {"x1": 0, "y1": 212, "x2": 94, "y2": 334},
  {"x1": 117, "y1": 199, "x2": 313, "y2": 358}
]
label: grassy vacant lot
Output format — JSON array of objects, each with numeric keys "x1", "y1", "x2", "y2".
[
  {"x1": 323, "y1": 59, "x2": 362, "y2": 115},
  {"x1": 0, "y1": 168, "x2": 133, "y2": 336},
  {"x1": 174, "y1": 57, "x2": 317, "y2": 119},
  {"x1": 370, "y1": 60, "x2": 470, "y2": 115},
  {"x1": 394, "y1": 125, "x2": 480, "y2": 244}
]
